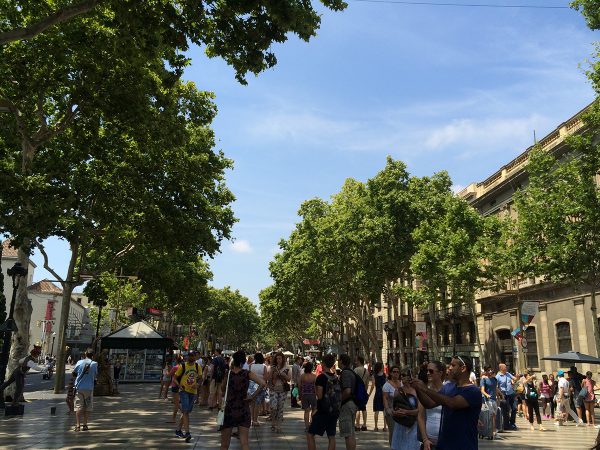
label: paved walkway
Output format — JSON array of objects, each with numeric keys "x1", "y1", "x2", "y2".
[{"x1": 0, "y1": 384, "x2": 598, "y2": 449}]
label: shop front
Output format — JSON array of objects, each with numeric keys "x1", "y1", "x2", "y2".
[{"x1": 101, "y1": 321, "x2": 173, "y2": 382}]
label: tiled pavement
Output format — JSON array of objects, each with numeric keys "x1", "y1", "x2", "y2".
[{"x1": 0, "y1": 384, "x2": 598, "y2": 449}]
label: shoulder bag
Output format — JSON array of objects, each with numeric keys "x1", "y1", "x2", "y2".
[{"x1": 217, "y1": 369, "x2": 231, "y2": 428}]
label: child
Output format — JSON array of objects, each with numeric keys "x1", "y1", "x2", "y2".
[{"x1": 66, "y1": 377, "x2": 75, "y2": 414}]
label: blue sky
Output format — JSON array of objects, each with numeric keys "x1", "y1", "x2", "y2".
[{"x1": 31, "y1": 1, "x2": 597, "y2": 305}]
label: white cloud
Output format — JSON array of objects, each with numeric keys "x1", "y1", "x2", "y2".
[{"x1": 229, "y1": 240, "x2": 253, "y2": 253}]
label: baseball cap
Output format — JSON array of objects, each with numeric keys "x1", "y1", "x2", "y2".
[{"x1": 557, "y1": 370, "x2": 564, "y2": 376}]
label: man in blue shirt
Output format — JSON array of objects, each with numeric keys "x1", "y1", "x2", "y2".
[
  {"x1": 72, "y1": 348, "x2": 98, "y2": 432},
  {"x1": 495, "y1": 363, "x2": 517, "y2": 430},
  {"x1": 410, "y1": 355, "x2": 482, "y2": 450}
]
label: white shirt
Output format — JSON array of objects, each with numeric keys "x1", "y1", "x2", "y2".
[
  {"x1": 469, "y1": 371, "x2": 477, "y2": 385},
  {"x1": 19, "y1": 357, "x2": 43, "y2": 372},
  {"x1": 558, "y1": 377, "x2": 570, "y2": 395}
]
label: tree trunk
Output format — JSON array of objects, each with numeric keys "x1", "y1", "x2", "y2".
[
  {"x1": 428, "y1": 303, "x2": 440, "y2": 361},
  {"x1": 6, "y1": 245, "x2": 33, "y2": 400},
  {"x1": 54, "y1": 241, "x2": 79, "y2": 393},
  {"x1": 468, "y1": 298, "x2": 486, "y2": 368},
  {"x1": 590, "y1": 285, "x2": 600, "y2": 357}
]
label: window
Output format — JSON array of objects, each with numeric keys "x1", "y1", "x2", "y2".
[
  {"x1": 454, "y1": 323, "x2": 463, "y2": 345},
  {"x1": 443, "y1": 326, "x2": 450, "y2": 345},
  {"x1": 469, "y1": 321, "x2": 476, "y2": 344},
  {"x1": 556, "y1": 322, "x2": 572, "y2": 353},
  {"x1": 525, "y1": 326, "x2": 538, "y2": 368}
]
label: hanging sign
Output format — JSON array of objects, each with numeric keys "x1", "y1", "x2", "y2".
[{"x1": 521, "y1": 302, "x2": 539, "y2": 330}]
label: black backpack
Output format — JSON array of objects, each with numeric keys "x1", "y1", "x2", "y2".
[
  {"x1": 319, "y1": 373, "x2": 342, "y2": 417},
  {"x1": 213, "y1": 358, "x2": 225, "y2": 382}
]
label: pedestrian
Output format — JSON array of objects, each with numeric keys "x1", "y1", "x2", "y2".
[
  {"x1": 249, "y1": 352, "x2": 268, "y2": 427},
  {"x1": 383, "y1": 365, "x2": 402, "y2": 444},
  {"x1": 291, "y1": 356, "x2": 303, "y2": 408},
  {"x1": 220, "y1": 350, "x2": 266, "y2": 450},
  {"x1": 160, "y1": 361, "x2": 171, "y2": 399},
  {"x1": 0, "y1": 343, "x2": 43, "y2": 405},
  {"x1": 556, "y1": 369, "x2": 582, "y2": 426},
  {"x1": 299, "y1": 360, "x2": 317, "y2": 431},
  {"x1": 418, "y1": 361, "x2": 444, "y2": 450},
  {"x1": 210, "y1": 349, "x2": 227, "y2": 410},
  {"x1": 338, "y1": 353, "x2": 357, "y2": 450},
  {"x1": 539, "y1": 373, "x2": 553, "y2": 418},
  {"x1": 524, "y1": 374, "x2": 545, "y2": 431},
  {"x1": 66, "y1": 376, "x2": 75, "y2": 414},
  {"x1": 168, "y1": 355, "x2": 183, "y2": 423},
  {"x1": 480, "y1": 365, "x2": 500, "y2": 438},
  {"x1": 496, "y1": 363, "x2": 517, "y2": 430},
  {"x1": 569, "y1": 366, "x2": 586, "y2": 424},
  {"x1": 390, "y1": 368, "x2": 420, "y2": 450},
  {"x1": 410, "y1": 355, "x2": 482, "y2": 450},
  {"x1": 72, "y1": 348, "x2": 98, "y2": 432},
  {"x1": 549, "y1": 373, "x2": 558, "y2": 419},
  {"x1": 371, "y1": 362, "x2": 386, "y2": 432},
  {"x1": 198, "y1": 356, "x2": 212, "y2": 406},
  {"x1": 307, "y1": 353, "x2": 340, "y2": 450},
  {"x1": 268, "y1": 351, "x2": 290, "y2": 433},
  {"x1": 582, "y1": 371, "x2": 598, "y2": 428},
  {"x1": 353, "y1": 356, "x2": 371, "y2": 431},
  {"x1": 174, "y1": 351, "x2": 202, "y2": 442}
]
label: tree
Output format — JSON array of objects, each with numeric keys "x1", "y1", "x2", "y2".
[
  {"x1": 514, "y1": 127, "x2": 600, "y2": 357},
  {"x1": 0, "y1": 0, "x2": 347, "y2": 83},
  {"x1": 200, "y1": 287, "x2": 259, "y2": 350}
]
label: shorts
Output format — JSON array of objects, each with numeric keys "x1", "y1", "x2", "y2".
[
  {"x1": 74, "y1": 390, "x2": 93, "y2": 411},
  {"x1": 301, "y1": 394, "x2": 317, "y2": 410},
  {"x1": 308, "y1": 411, "x2": 337, "y2": 437},
  {"x1": 338, "y1": 400, "x2": 357, "y2": 438},
  {"x1": 179, "y1": 391, "x2": 196, "y2": 413},
  {"x1": 255, "y1": 387, "x2": 267, "y2": 405},
  {"x1": 575, "y1": 396, "x2": 584, "y2": 408}
]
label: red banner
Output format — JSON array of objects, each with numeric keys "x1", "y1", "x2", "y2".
[
  {"x1": 183, "y1": 336, "x2": 189, "y2": 350},
  {"x1": 303, "y1": 339, "x2": 320, "y2": 345}
]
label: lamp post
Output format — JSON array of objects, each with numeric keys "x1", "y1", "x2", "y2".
[{"x1": 0, "y1": 262, "x2": 28, "y2": 384}]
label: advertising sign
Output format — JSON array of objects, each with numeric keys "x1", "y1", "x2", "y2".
[{"x1": 415, "y1": 321, "x2": 427, "y2": 351}]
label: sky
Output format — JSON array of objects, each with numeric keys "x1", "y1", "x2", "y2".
[{"x1": 29, "y1": 0, "x2": 598, "y2": 305}]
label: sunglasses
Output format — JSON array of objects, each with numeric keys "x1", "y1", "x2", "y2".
[
  {"x1": 427, "y1": 369, "x2": 436, "y2": 374},
  {"x1": 391, "y1": 370, "x2": 400, "y2": 374},
  {"x1": 453, "y1": 355, "x2": 466, "y2": 367}
]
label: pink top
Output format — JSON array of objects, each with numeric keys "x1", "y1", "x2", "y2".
[
  {"x1": 169, "y1": 365, "x2": 180, "y2": 388},
  {"x1": 584, "y1": 378, "x2": 595, "y2": 402}
]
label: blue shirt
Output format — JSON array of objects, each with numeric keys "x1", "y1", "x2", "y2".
[
  {"x1": 437, "y1": 382, "x2": 482, "y2": 450},
  {"x1": 481, "y1": 376, "x2": 498, "y2": 401},
  {"x1": 496, "y1": 372, "x2": 515, "y2": 395},
  {"x1": 73, "y1": 358, "x2": 98, "y2": 390}
]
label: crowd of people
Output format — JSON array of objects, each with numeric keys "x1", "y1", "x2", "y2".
[{"x1": 159, "y1": 350, "x2": 497, "y2": 449}]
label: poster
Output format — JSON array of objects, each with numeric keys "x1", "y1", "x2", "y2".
[{"x1": 415, "y1": 321, "x2": 427, "y2": 351}]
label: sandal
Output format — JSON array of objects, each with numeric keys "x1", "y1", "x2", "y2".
[
  {"x1": 73, "y1": 426, "x2": 80, "y2": 432},
  {"x1": 82, "y1": 425, "x2": 89, "y2": 431},
  {"x1": 361, "y1": 426, "x2": 367, "y2": 431}
]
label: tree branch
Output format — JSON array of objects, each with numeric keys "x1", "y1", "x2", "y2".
[
  {"x1": 0, "y1": 97, "x2": 32, "y2": 144},
  {"x1": 36, "y1": 241, "x2": 64, "y2": 286},
  {"x1": 33, "y1": 103, "x2": 80, "y2": 146},
  {"x1": 0, "y1": 0, "x2": 102, "y2": 45}
]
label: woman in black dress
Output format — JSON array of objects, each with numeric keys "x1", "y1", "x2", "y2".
[
  {"x1": 220, "y1": 351, "x2": 266, "y2": 450},
  {"x1": 371, "y1": 362, "x2": 387, "y2": 431}
]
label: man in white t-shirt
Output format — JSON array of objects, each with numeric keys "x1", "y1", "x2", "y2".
[{"x1": 556, "y1": 370, "x2": 582, "y2": 426}]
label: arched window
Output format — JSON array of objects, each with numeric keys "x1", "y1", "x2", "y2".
[
  {"x1": 556, "y1": 322, "x2": 572, "y2": 353},
  {"x1": 525, "y1": 326, "x2": 538, "y2": 368}
]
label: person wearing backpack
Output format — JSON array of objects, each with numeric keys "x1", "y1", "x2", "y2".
[
  {"x1": 353, "y1": 356, "x2": 372, "y2": 432},
  {"x1": 307, "y1": 353, "x2": 340, "y2": 450},
  {"x1": 173, "y1": 351, "x2": 202, "y2": 442},
  {"x1": 338, "y1": 354, "x2": 357, "y2": 450},
  {"x1": 72, "y1": 348, "x2": 98, "y2": 432}
]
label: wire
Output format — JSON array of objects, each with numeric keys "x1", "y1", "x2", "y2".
[{"x1": 350, "y1": 0, "x2": 570, "y2": 9}]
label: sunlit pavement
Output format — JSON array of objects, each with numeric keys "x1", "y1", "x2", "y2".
[{"x1": 0, "y1": 383, "x2": 597, "y2": 449}]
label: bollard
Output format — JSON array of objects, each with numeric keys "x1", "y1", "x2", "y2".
[{"x1": 50, "y1": 406, "x2": 56, "y2": 416}]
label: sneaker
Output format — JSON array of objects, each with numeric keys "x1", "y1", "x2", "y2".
[
  {"x1": 175, "y1": 430, "x2": 184, "y2": 438},
  {"x1": 184, "y1": 433, "x2": 192, "y2": 442}
]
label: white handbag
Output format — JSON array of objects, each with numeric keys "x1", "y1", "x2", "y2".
[{"x1": 216, "y1": 369, "x2": 231, "y2": 428}]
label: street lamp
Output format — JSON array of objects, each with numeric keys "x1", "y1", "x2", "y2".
[{"x1": 0, "y1": 262, "x2": 28, "y2": 384}]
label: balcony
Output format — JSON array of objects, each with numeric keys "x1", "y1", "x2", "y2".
[{"x1": 427, "y1": 305, "x2": 472, "y2": 321}]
